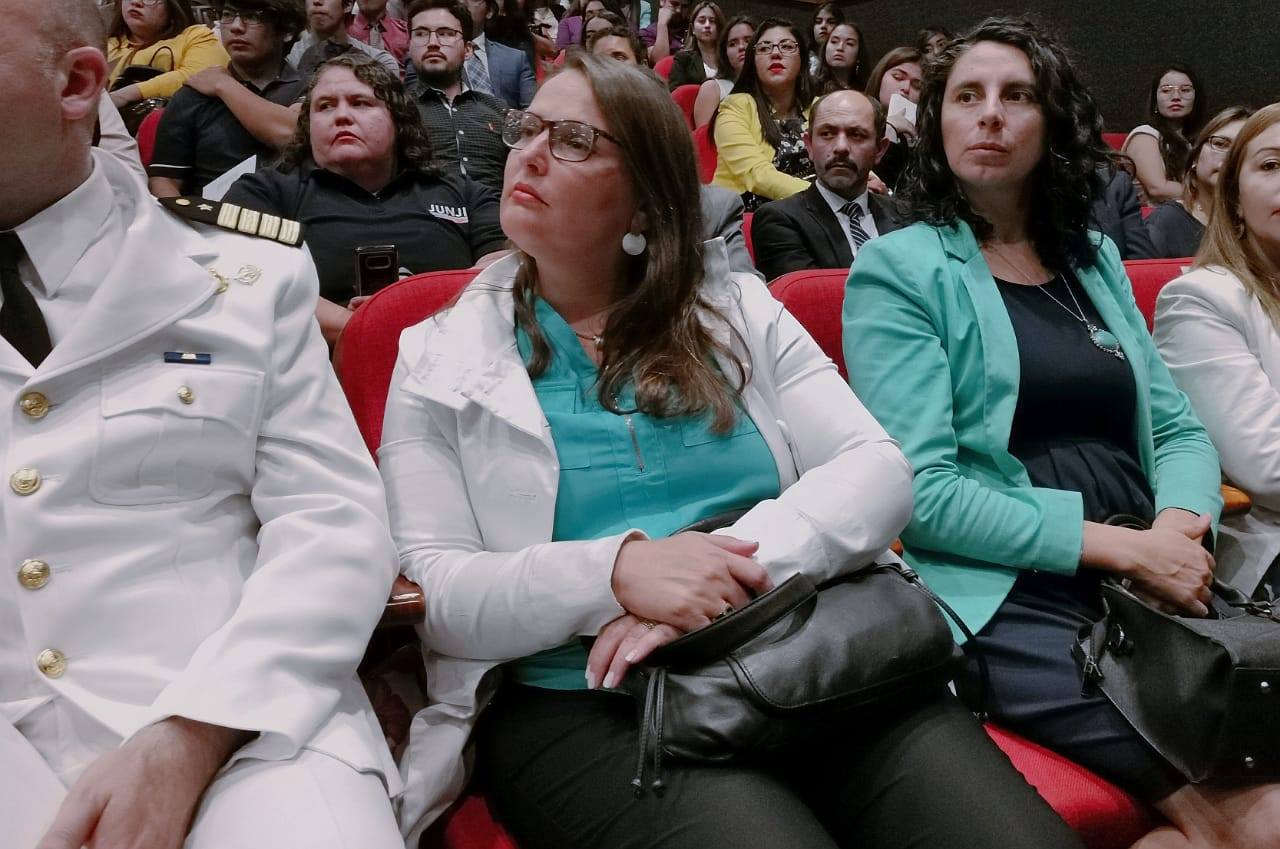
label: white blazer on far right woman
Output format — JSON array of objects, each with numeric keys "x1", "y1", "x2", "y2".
[{"x1": 1155, "y1": 265, "x2": 1280, "y2": 592}]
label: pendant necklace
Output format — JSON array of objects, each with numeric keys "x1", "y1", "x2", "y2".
[
  {"x1": 988, "y1": 243, "x2": 1125, "y2": 361},
  {"x1": 573, "y1": 330, "x2": 604, "y2": 349}
]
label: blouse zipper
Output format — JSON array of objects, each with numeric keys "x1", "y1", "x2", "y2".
[{"x1": 622, "y1": 412, "x2": 645, "y2": 472}]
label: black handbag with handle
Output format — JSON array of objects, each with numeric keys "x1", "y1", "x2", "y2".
[
  {"x1": 615, "y1": 510, "x2": 982, "y2": 796},
  {"x1": 1073, "y1": 514, "x2": 1280, "y2": 783}
]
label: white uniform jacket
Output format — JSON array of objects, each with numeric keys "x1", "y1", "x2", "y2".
[
  {"x1": 380, "y1": 243, "x2": 915, "y2": 842},
  {"x1": 0, "y1": 152, "x2": 399, "y2": 792},
  {"x1": 1155, "y1": 265, "x2": 1280, "y2": 592}
]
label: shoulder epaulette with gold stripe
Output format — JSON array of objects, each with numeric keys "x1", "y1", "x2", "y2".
[{"x1": 161, "y1": 197, "x2": 303, "y2": 247}]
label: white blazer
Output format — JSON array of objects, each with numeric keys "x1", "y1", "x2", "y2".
[
  {"x1": 380, "y1": 242, "x2": 914, "y2": 842},
  {"x1": 1155, "y1": 265, "x2": 1280, "y2": 592},
  {"x1": 0, "y1": 152, "x2": 399, "y2": 794}
]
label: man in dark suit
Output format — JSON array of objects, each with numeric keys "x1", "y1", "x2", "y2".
[
  {"x1": 458, "y1": 0, "x2": 536, "y2": 107},
  {"x1": 752, "y1": 89, "x2": 904, "y2": 282}
]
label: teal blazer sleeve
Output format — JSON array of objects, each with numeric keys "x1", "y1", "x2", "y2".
[{"x1": 842, "y1": 223, "x2": 1220, "y2": 601}]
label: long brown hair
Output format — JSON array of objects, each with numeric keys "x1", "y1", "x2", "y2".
[
  {"x1": 863, "y1": 45, "x2": 920, "y2": 104},
  {"x1": 514, "y1": 52, "x2": 748, "y2": 431},
  {"x1": 1183, "y1": 105, "x2": 1254, "y2": 211},
  {"x1": 1196, "y1": 103, "x2": 1280, "y2": 327}
]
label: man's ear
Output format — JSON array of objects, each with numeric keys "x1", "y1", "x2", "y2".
[
  {"x1": 59, "y1": 46, "x2": 108, "y2": 124},
  {"x1": 873, "y1": 133, "x2": 890, "y2": 165}
]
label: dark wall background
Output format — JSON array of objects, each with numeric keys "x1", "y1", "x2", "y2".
[{"x1": 718, "y1": 0, "x2": 1278, "y2": 132}]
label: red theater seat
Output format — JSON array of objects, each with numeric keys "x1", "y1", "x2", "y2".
[
  {"x1": 135, "y1": 108, "x2": 164, "y2": 167},
  {"x1": 692, "y1": 123, "x2": 717, "y2": 184},
  {"x1": 1123, "y1": 257, "x2": 1193, "y2": 329},
  {"x1": 653, "y1": 55, "x2": 675, "y2": 80},
  {"x1": 742, "y1": 211, "x2": 754, "y2": 263},
  {"x1": 671, "y1": 84, "x2": 700, "y2": 129},
  {"x1": 1102, "y1": 132, "x2": 1127, "y2": 151}
]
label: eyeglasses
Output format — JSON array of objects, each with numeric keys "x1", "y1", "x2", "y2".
[
  {"x1": 755, "y1": 40, "x2": 800, "y2": 56},
  {"x1": 1206, "y1": 135, "x2": 1234, "y2": 153},
  {"x1": 502, "y1": 109, "x2": 621, "y2": 162},
  {"x1": 1158, "y1": 85, "x2": 1195, "y2": 97},
  {"x1": 126, "y1": 0, "x2": 165, "y2": 6},
  {"x1": 218, "y1": 8, "x2": 270, "y2": 26},
  {"x1": 410, "y1": 26, "x2": 465, "y2": 45}
]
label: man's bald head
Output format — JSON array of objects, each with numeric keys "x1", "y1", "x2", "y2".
[{"x1": 33, "y1": 0, "x2": 107, "y2": 69}]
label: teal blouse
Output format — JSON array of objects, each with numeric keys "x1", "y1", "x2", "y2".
[{"x1": 507, "y1": 298, "x2": 781, "y2": 689}]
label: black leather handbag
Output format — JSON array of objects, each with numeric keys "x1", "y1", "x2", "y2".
[
  {"x1": 1075, "y1": 576, "x2": 1280, "y2": 783},
  {"x1": 618, "y1": 552, "x2": 978, "y2": 796}
]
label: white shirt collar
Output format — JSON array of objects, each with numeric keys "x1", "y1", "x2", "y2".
[
  {"x1": 815, "y1": 180, "x2": 869, "y2": 219},
  {"x1": 15, "y1": 160, "x2": 113, "y2": 298},
  {"x1": 472, "y1": 33, "x2": 487, "y2": 52}
]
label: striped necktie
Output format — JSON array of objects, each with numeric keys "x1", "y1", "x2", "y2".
[
  {"x1": 0, "y1": 232, "x2": 52, "y2": 367},
  {"x1": 840, "y1": 199, "x2": 871, "y2": 251},
  {"x1": 465, "y1": 50, "x2": 493, "y2": 97}
]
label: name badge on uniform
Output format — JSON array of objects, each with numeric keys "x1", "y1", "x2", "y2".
[
  {"x1": 164, "y1": 352, "x2": 213, "y2": 365},
  {"x1": 428, "y1": 204, "x2": 469, "y2": 225}
]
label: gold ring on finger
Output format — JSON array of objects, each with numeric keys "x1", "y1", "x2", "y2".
[{"x1": 638, "y1": 619, "x2": 658, "y2": 630}]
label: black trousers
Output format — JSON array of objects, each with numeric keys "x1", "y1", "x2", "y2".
[{"x1": 475, "y1": 684, "x2": 1085, "y2": 849}]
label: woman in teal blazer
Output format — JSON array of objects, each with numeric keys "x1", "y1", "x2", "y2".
[{"x1": 843, "y1": 19, "x2": 1280, "y2": 849}]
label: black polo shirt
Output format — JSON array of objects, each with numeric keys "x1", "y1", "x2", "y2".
[
  {"x1": 149, "y1": 63, "x2": 304, "y2": 195},
  {"x1": 413, "y1": 82, "x2": 509, "y2": 195},
  {"x1": 222, "y1": 162, "x2": 507, "y2": 303}
]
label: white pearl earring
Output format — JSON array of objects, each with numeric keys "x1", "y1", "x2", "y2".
[{"x1": 622, "y1": 231, "x2": 647, "y2": 256}]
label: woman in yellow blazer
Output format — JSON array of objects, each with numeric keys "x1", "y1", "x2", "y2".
[
  {"x1": 107, "y1": 0, "x2": 229, "y2": 109},
  {"x1": 711, "y1": 18, "x2": 813, "y2": 209}
]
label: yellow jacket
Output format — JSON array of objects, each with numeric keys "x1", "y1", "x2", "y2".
[
  {"x1": 107, "y1": 24, "x2": 229, "y2": 100},
  {"x1": 711, "y1": 92, "x2": 811, "y2": 200}
]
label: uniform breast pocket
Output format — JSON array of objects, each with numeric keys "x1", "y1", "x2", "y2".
[
  {"x1": 679, "y1": 409, "x2": 760, "y2": 447},
  {"x1": 539, "y1": 385, "x2": 592, "y2": 470},
  {"x1": 91, "y1": 366, "x2": 265, "y2": 505}
]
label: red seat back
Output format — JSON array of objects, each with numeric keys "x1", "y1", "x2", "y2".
[
  {"x1": 136, "y1": 108, "x2": 164, "y2": 167},
  {"x1": 334, "y1": 269, "x2": 478, "y2": 456},
  {"x1": 742, "y1": 211, "x2": 755, "y2": 263},
  {"x1": 692, "y1": 123, "x2": 717, "y2": 184},
  {"x1": 1102, "y1": 132, "x2": 1127, "y2": 151},
  {"x1": 653, "y1": 55, "x2": 675, "y2": 80},
  {"x1": 671, "y1": 84, "x2": 700, "y2": 130},
  {"x1": 1123, "y1": 257, "x2": 1193, "y2": 329},
  {"x1": 768, "y1": 268, "x2": 850, "y2": 380}
]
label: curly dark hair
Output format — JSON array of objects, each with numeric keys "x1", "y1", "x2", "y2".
[
  {"x1": 897, "y1": 17, "x2": 1110, "y2": 271},
  {"x1": 277, "y1": 53, "x2": 439, "y2": 176}
]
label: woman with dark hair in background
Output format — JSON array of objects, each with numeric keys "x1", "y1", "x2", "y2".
[
  {"x1": 812, "y1": 20, "x2": 868, "y2": 94},
  {"x1": 384, "y1": 49, "x2": 1086, "y2": 849},
  {"x1": 915, "y1": 24, "x2": 951, "y2": 59},
  {"x1": 711, "y1": 17, "x2": 814, "y2": 209},
  {"x1": 691, "y1": 14, "x2": 753, "y2": 127},
  {"x1": 489, "y1": 0, "x2": 560, "y2": 69},
  {"x1": 555, "y1": 0, "x2": 624, "y2": 52},
  {"x1": 588, "y1": 19, "x2": 646, "y2": 65},
  {"x1": 1122, "y1": 63, "x2": 1207, "y2": 203},
  {"x1": 846, "y1": 18, "x2": 1278, "y2": 848},
  {"x1": 862, "y1": 45, "x2": 922, "y2": 189},
  {"x1": 107, "y1": 0, "x2": 229, "y2": 109},
  {"x1": 667, "y1": 0, "x2": 722, "y2": 89},
  {"x1": 224, "y1": 54, "x2": 507, "y2": 342},
  {"x1": 1146, "y1": 105, "x2": 1254, "y2": 258},
  {"x1": 807, "y1": 1, "x2": 841, "y2": 75}
]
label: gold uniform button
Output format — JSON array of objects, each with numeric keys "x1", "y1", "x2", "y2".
[
  {"x1": 10, "y1": 468, "x2": 40, "y2": 495},
  {"x1": 18, "y1": 559, "x2": 50, "y2": 590},
  {"x1": 19, "y1": 392, "x2": 49, "y2": 419},
  {"x1": 177, "y1": 386, "x2": 195, "y2": 405},
  {"x1": 36, "y1": 649, "x2": 66, "y2": 679}
]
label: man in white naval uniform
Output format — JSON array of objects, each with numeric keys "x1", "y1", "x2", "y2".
[{"x1": 0, "y1": 2, "x2": 404, "y2": 847}]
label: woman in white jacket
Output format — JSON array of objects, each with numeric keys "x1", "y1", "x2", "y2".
[
  {"x1": 1156, "y1": 102, "x2": 1280, "y2": 595},
  {"x1": 381, "y1": 53, "x2": 1084, "y2": 849}
]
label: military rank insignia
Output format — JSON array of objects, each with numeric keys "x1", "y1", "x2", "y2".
[{"x1": 161, "y1": 197, "x2": 303, "y2": 246}]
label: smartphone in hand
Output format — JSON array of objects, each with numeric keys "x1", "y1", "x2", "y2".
[{"x1": 354, "y1": 244, "x2": 399, "y2": 298}]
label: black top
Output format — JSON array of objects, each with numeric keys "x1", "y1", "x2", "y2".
[
  {"x1": 1088, "y1": 165, "x2": 1156, "y2": 260},
  {"x1": 996, "y1": 272, "x2": 1153, "y2": 524},
  {"x1": 668, "y1": 50, "x2": 712, "y2": 90},
  {"x1": 1144, "y1": 200, "x2": 1204, "y2": 260},
  {"x1": 412, "y1": 83, "x2": 509, "y2": 195},
  {"x1": 223, "y1": 164, "x2": 507, "y2": 304},
  {"x1": 148, "y1": 63, "x2": 304, "y2": 194}
]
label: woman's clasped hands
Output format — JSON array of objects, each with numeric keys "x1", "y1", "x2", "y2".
[
  {"x1": 1084, "y1": 510, "x2": 1216, "y2": 617},
  {"x1": 586, "y1": 532, "x2": 773, "y2": 689}
]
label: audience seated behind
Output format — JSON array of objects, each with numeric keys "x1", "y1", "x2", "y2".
[
  {"x1": 1145, "y1": 106, "x2": 1253, "y2": 259},
  {"x1": 665, "y1": 1, "x2": 720, "y2": 89},
  {"x1": 1121, "y1": 63, "x2": 1206, "y2": 203},
  {"x1": 553, "y1": 0, "x2": 623, "y2": 53},
  {"x1": 845, "y1": 19, "x2": 1280, "y2": 849},
  {"x1": 751, "y1": 89, "x2": 903, "y2": 281},
  {"x1": 382, "y1": 51, "x2": 1085, "y2": 849},
  {"x1": 811, "y1": 20, "x2": 868, "y2": 95},
  {"x1": 640, "y1": 0, "x2": 687, "y2": 65},
  {"x1": 147, "y1": 0, "x2": 307, "y2": 197},
  {"x1": 690, "y1": 14, "x2": 752, "y2": 128},
  {"x1": 223, "y1": 53, "x2": 507, "y2": 344},
  {"x1": 806, "y1": 1, "x2": 842, "y2": 76},
  {"x1": 1089, "y1": 158, "x2": 1155, "y2": 260},
  {"x1": 711, "y1": 18, "x2": 815, "y2": 210},
  {"x1": 586, "y1": 20, "x2": 646, "y2": 65},
  {"x1": 106, "y1": 0, "x2": 230, "y2": 111},
  {"x1": 289, "y1": 0, "x2": 401, "y2": 80},
  {"x1": 1155, "y1": 103, "x2": 1280, "y2": 597},
  {"x1": 404, "y1": 0, "x2": 509, "y2": 194},
  {"x1": 462, "y1": 0, "x2": 537, "y2": 106},
  {"x1": 348, "y1": 0, "x2": 411, "y2": 64},
  {"x1": 862, "y1": 45, "x2": 922, "y2": 190},
  {"x1": 915, "y1": 23, "x2": 951, "y2": 59}
]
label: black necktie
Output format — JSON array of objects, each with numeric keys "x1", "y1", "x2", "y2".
[
  {"x1": 0, "y1": 232, "x2": 53, "y2": 367},
  {"x1": 840, "y1": 200, "x2": 872, "y2": 251}
]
